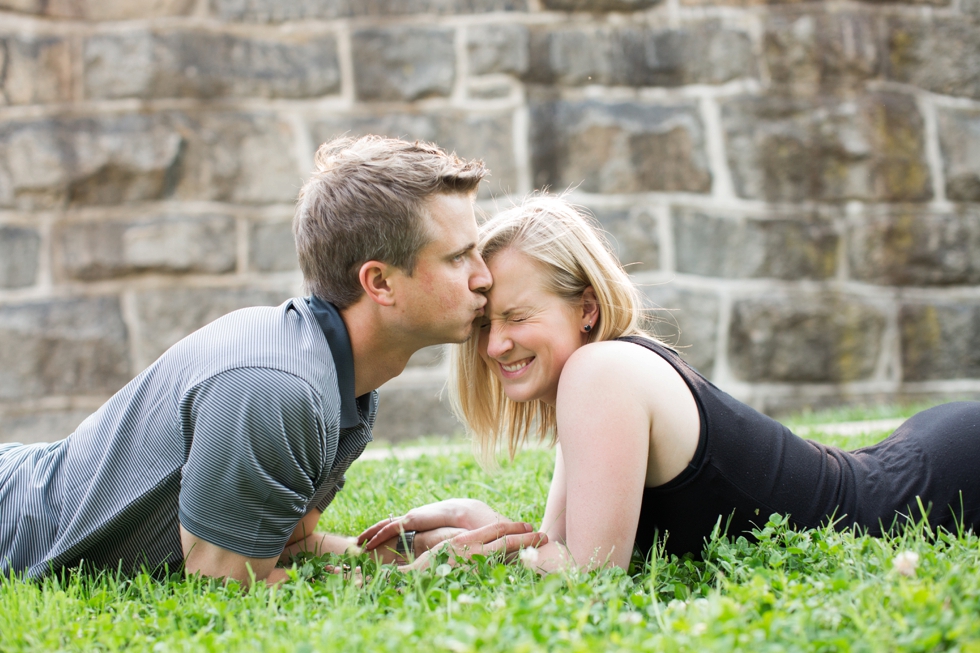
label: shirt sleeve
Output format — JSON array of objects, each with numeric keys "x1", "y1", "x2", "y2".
[{"x1": 177, "y1": 367, "x2": 326, "y2": 559}]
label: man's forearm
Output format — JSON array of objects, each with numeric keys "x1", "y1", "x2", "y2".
[
  {"x1": 280, "y1": 531, "x2": 361, "y2": 562},
  {"x1": 281, "y1": 531, "x2": 406, "y2": 565}
]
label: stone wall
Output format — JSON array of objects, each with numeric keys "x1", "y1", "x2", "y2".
[{"x1": 1, "y1": 0, "x2": 978, "y2": 443}]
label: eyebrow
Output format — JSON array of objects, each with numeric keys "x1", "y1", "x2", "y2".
[
  {"x1": 448, "y1": 242, "x2": 477, "y2": 259},
  {"x1": 489, "y1": 304, "x2": 530, "y2": 319}
]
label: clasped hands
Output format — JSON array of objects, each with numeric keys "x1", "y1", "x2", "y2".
[{"x1": 356, "y1": 498, "x2": 547, "y2": 571}]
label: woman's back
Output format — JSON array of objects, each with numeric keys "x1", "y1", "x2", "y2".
[{"x1": 622, "y1": 336, "x2": 980, "y2": 559}]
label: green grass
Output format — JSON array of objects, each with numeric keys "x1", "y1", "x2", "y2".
[
  {"x1": 779, "y1": 399, "x2": 954, "y2": 429},
  {"x1": 4, "y1": 403, "x2": 980, "y2": 652}
]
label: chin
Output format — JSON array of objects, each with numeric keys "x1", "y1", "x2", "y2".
[{"x1": 502, "y1": 386, "x2": 538, "y2": 404}]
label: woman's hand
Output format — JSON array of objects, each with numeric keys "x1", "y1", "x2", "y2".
[
  {"x1": 357, "y1": 499, "x2": 513, "y2": 553},
  {"x1": 398, "y1": 521, "x2": 547, "y2": 571}
]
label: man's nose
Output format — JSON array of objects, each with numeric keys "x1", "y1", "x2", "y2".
[{"x1": 470, "y1": 254, "x2": 492, "y2": 293}]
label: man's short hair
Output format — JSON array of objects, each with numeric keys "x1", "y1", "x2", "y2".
[{"x1": 294, "y1": 135, "x2": 488, "y2": 308}]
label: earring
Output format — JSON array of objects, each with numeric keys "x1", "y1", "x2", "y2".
[{"x1": 583, "y1": 324, "x2": 592, "y2": 333}]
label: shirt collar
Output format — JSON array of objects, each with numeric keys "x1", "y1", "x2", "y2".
[{"x1": 306, "y1": 295, "x2": 370, "y2": 429}]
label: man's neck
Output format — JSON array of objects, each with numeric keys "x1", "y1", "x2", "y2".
[{"x1": 340, "y1": 302, "x2": 425, "y2": 397}]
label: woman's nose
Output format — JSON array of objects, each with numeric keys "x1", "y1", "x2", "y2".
[{"x1": 485, "y1": 327, "x2": 511, "y2": 359}]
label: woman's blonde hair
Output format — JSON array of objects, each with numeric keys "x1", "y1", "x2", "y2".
[{"x1": 449, "y1": 195, "x2": 657, "y2": 464}]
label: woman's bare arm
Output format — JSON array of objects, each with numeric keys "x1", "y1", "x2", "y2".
[
  {"x1": 539, "y1": 444, "x2": 568, "y2": 544},
  {"x1": 521, "y1": 340, "x2": 699, "y2": 574}
]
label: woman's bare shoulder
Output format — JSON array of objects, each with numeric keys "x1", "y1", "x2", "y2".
[{"x1": 559, "y1": 338, "x2": 680, "y2": 395}]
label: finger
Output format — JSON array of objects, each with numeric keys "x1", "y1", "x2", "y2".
[
  {"x1": 398, "y1": 549, "x2": 433, "y2": 573},
  {"x1": 363, "y1": 508, "x2": 462, "y2": 550},
  {"x1": 449, "y1": 521, "x2": 535, "y2": 546},
  {"x1": 357, "y1": 516, "x2": 406, "y2": 546},
  {"x1": 459, "y1": 532, "x2": 548, "y2": 559},
  {"x1": 361, "y1": 521, "x2": 411, "y2": 550},
  {"x1": 493, "y1": 531, "x2": 548, "y2": 555}
]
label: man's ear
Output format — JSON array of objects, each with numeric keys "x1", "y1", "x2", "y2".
[
  {"x1": 358, "y1": 260, "x2": 396, "y2": 307},
  {"x1": 582, "y1": 287, "x2": 599, "y2": 325}
]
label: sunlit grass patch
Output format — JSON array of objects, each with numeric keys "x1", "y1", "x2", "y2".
[{"x1": 3, "y1": 401, "x2": 979, "y2": 652}]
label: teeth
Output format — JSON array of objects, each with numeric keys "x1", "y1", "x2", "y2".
[{"x1": 502, "y1": 359, "x2": 531, "y2": 372}]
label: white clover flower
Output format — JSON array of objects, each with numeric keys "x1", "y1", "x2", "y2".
[
  {"x1": 456, "y1": 593, "x2": 475, "y2": 605},
  {"x1": 618, "y1": 612, "x2": 643, "y2": 625},
  {"x1": 893, "y1": 551, "x2": 920, "y2": 577},
  {"x1": 519, "y1": 548, "x2": 540, "y2": 564},
  {"x1": 343, "y1": 537, "x2": 363, "y2": 556},
  {"x1": 692, "y1": 622, "x2": 708, "y2": 636}
]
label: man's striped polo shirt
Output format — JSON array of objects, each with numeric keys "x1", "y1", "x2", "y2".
[{"x1": 0, "y1": 296, "x2": 376, "y2": 578}]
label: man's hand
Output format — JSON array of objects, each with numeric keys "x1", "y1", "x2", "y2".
[
  {"x1": 357, "y1": 498, "x2": 514, "y2": 553},
  {"x1": 399, "y1": 521, "x2": 548, "y2": 571}
]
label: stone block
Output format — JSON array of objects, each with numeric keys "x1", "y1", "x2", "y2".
[
  {"x1": 55, "y1": 214, "x2": 237, "y2": 281},
  {"x1": 467, "y1": 24, "x2": 529, "y2": 76},
  {"x1": 847, "y1": 207, "x2": 980, "y2": 285},
  {"x1": 641, "y1": 285, "x2": 720, "y2": 375},
  {"x1": 373, "y1": 379, "x2": 463, "y2": 442},
  {"x1": 526, "y1": 23, "x2": 755, "y2": 87},
  {"x1": 901, "y1": 302, "x2": 980, "y2": 381},
  {"x1": 885, "y1": 17, "x2": 980, "y2": 99},
  {"x1": 467, "y1": 78, "x2": 515, "y2": 99},
  {"x1": 531, "y1": 98, "x2": 711, "y2": 193},
  {"x1": 0, "y1": 407, "x2": 95, "y2": 445},
  {"x1": 0, "y1": 115, "x2": 183, "y2": 209},
  {"x1": 134, "y1": 287, "x2": 292, "y2": 366},
  {"x1": 0, "y1": 226, "x2": 40, "y2": 288},
  {"x1": 250, "y1": 220, "x2": 299, "y2": 273},
  {"x1": 210, "y1": 0, "x2": 528, "y2": 22},
  {"x1": 172, "y1": 112, "x2": 302, "y2": 204},
  {"x1": 937, "y1": 106, "x2": 980, "y2": 202},
  {"x1": 680, "y1": 0, "x2": 948, "y2": 5},
  {"x1": 353, "y1": 27, "x2": 455, "y2": 102},
  {"x1": 0, "y1": 34, "x2": 73, "y2": 105},
  {"x1": 721, "y1": 93, "x2": 931, "y2": 202},
  {"x1": 311, "y1": 110, "x2": 518, "y2": 197},
  {"x1": 0, "y1": 0, "x2": 196, "y2": 19},
  {"x1": 728, "y1": 294, "x2": 886, "y2": 383},
  {"x1": 0, "y1": 297, "x2": 131, "y2": 400},
  {"x1": 84, "y1": 30, "x2": 340, "y2": 100},
  {"x1": 764, "y1": 11, "x2": 880, "y2": 95},
  {"x1": 541, "y1": 0, "x2": 660, "y2": 9},
  {"x1": 588, "y1": 206, "x2": 659, "y2": 272},
  {"x1": 965, "y1": 0, "x2": 980, "y2": 17},
  {"x1": 673, "y1": 208, "x2": 838, "y2": 280}
]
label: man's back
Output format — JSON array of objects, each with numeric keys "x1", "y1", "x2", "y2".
[{"x1": 0, "y1": 298, "x2": 370, "y2": 578}]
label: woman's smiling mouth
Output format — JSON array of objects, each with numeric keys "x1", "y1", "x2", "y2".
[{"x1": 500, "y1": 357, "x2": 534, "y2": 376}]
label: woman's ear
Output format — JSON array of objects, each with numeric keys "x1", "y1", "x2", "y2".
[
  {"x1": 358, "y1": 260, "x2": 396, "y2": 307},
  {"x1": 581, "y1": 287, "x2": 599, "y2": 331}
]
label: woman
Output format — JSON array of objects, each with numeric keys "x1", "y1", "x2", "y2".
[{"x1": 361, "y1": 196, "x2": 980, "y2": 573}]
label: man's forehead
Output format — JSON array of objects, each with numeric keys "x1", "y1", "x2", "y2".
[{"x1": 421, "y1": 193, "x2": 477, "y2": 247}]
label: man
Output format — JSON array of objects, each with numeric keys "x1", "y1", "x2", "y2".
[{"x1": 0, "y1": 136, "x2": 544, "y2": 584}]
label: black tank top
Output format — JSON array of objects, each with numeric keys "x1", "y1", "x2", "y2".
[{"x1": 620, "y1": 336, "x2": 980, "y2": 559}]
